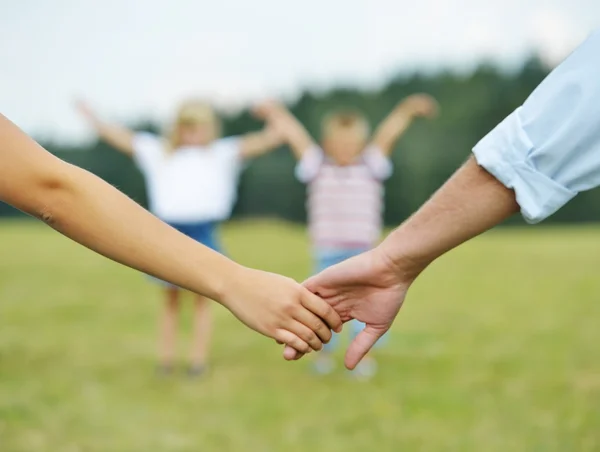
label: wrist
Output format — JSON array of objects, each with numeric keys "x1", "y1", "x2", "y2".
[
  {"x1": 200, "y1": 257, "x2": 246, "y2": 305},
  {"x1": 393, "y1": 105, "x2": 417, "y2": 122},
  {"x1": 376, "y1": 229, "x2": 432, "y2": 282}
]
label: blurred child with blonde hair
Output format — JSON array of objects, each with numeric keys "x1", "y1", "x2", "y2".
[
  {"x1": 258, "y1": 94, "x2": 438, "y2": 378},
  {"x1": 76, "y1": 98, "x2": 283, "y2": 376}
]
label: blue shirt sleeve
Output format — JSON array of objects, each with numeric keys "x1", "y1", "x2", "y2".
[{"x1": 472, "y1": 28, "x2": 600, "y2": 224}]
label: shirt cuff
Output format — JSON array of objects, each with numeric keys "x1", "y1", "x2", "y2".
[{"x1": 472, "y1": 110, "x2": 576, "y2": 224}]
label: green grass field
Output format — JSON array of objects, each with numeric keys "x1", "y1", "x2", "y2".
[{"x1": 1, "y1": 219, "x2": 600, "y2": 451}]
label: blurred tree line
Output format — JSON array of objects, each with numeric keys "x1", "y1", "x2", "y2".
[{"x1": 2, "y1": 56, "x2": 599, "y2": 224}]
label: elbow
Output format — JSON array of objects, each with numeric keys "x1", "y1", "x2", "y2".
[{"x1": 26, "y1": 166, "x2": 78, "y2": 228}]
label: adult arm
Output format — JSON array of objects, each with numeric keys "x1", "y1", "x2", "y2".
[
  {"x1": 286, "y1": 28, "x2": 600, "y2": 367},
  {"x1": 0, "y1": 113, "x2": 341, "y2": 353}
]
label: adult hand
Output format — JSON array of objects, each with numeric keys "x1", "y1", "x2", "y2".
[
  {"x1": 283, "y1": 247, "x2": 414, "y2": 369},
  {"x1": 222, "y1": 266, "x2": 343, "y2": 355}
]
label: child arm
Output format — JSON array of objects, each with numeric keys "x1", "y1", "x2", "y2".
[
  {"x1": 252, "y1": 101, "x2": 317, "y2": 160},
  {"x1": 238, "y1": 124, "x2": 284, "y2": 159},
  {"x1": 371, "y1": 93, "x2": 439, "y2": 156},
  {"x1": 0, "y1": 113, "x2": 342, "y2": 353},
  {"x1": 75, "y1": 99, "x2": 135, "y2": 156}
]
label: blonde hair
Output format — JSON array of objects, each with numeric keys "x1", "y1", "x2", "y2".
[
  {"x1": 321, "y1": 109, "x2": 370, "y2": 141},
  {"x1": 167, "y1": 99, "x2": 221, "y2": 150}
]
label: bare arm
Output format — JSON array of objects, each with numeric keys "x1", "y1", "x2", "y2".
[
  {"x1": 0, "y1": 113, "x2": 342, "y2": 352},
  {"x1": 75, "y1": 100, "x2": 135, "y2": 156},
  {"x1": 371, "y1": 93, "x2": 439, "y2": 156},
  {"x1": 379, "y1": 156, "x2": 518, "y2": 277},
  {"x1": 285, "y1": 156, "x2": 519, "y2": 366},
  {"x1": 290, "y1": 29, "x2": 600, "y2": 365},
  {"x1": 253, "y1": 101, "x2": 316, "y2": 160},
  {"x1": 239, "y1": 126, "x2": 284, "y2": 159}
]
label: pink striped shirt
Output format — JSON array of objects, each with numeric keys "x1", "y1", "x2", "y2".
[{"x1": 296, "y1": 145, "x2": 393, "y2": 248}]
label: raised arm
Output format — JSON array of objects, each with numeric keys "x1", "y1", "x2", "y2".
[
  {"x1": 238, "y1": 125, "x2": 284, "y2": 159},
  {"x1": 252, "y1": 101, "x2": 316, "y2": 160},
  {"x1": 75, "y1": 99, "x2": 135, "y2": 156},
  {"x1": 284, "y1": 158, "x2": 519, "y2": 365},
  {"x1": 371, "y1": 93, "x2": 439, "y2": 156},
  {"x1": 285, "y1": 27, "x2": 600, "y2": 367},
  {"x1": 0, "y1": 113, "x2": 342, "y2": 353}
]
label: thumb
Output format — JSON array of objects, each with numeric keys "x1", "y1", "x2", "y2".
[
  {"x1": 283, "y1": 345, "x2": 305, "y2": 361},
  {"x1": 344, "y1": 326, "x2": 386, "y2": 370}
]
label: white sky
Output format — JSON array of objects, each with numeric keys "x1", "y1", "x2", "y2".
[{"x1": 1, "y1": 0, "x2": 599, "y2": 142}]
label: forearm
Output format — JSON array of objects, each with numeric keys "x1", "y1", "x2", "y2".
[
  {"x1": 92, "y1": 120, "x2": 134, "y2": 155},
  {"x1": 268, "y1": 111, "x2": 314, "y2": 159},
  {"x1": 379, "y1": 157, "x2": 519, "y2": 279},
  {"x1": 240, "y1": 128, "x2": 283, "y2": 159},
  {"x1": 371, "y1": 110, "x2": 414, "y2": 155},
  {"x1": 28, "y1": 163, "x2": 237, "y2": 301}
]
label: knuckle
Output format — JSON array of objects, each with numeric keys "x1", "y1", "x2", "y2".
[
  {"x1": 283, "y1": 301, "x2": 297, "y2": 315},
  {"x1": 304, "y1": 329, "x2": 313, "y2": 340},
  {"x1": 309, "y1": 332, "x2": 320, "y2": 347},
  {"x1": 299, "y1": 342, "x2": 310, "y2": 353},
  {"x1": 325, "y1": 305, "x2": 337, "y2": 319},
  {"x1": 313, "y1": 321, "x2": 324, "y2": 332}
]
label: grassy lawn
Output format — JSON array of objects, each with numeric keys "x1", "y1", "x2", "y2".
[{"x1": 1, "y1": 219, "x2": 599, "y2": 451}]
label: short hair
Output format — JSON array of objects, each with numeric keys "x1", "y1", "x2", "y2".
[{"x1": 321, "y1": 109, "x2": 370, "y2": 139}]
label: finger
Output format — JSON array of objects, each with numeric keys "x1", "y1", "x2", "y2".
[
  {"x1": 300, "y1": 290, "x2": 343, "y2": 333},
  {"x1": 344, "y1": 326, "x2": 385, "y2": 370},
  {"x1": 274, "y1": 329, "x2": 311, "y2": 355},
  {"x1": 283, "y1": 345, "x2": 305, "y2": 361},
  {"x1": 286, "y1": 320, "x2": 323, "y2": 351},
  {"x1": 292, "y1": 308, "x2": 332, "y2": 344},
  {"x1": 302, "y1": 274, "x2": 323, "y2": 294},
  {"x1": 251, "y1": 106, "x2": 264, "y2": 118},
  {"x1": 428, "y1": 99, "x2": 440, "y2": 116}
]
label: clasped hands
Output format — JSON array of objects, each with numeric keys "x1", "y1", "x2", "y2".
[{"x1": 268, "y1": 245, "x2": 413, "y2": 370}]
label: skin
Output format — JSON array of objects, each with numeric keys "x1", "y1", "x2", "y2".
[
  {"x1": 74, "y1": 99, "x2": 286, "y2": 369},
  {"x1": 74, "y1": 99, "x2": 283, "y2": 158},
  {"x1": 256, "y1": 95, "x2": 442, "y2": 361},
  {"x1": 253, "y1": 94, "x2": 439, "y2": 163},
  {"x1": 283, "y1": 157, "x2": 520, "y2": 368},
  {"x1": 0, "y1": 113, "x2": 342, "y2": 355}
]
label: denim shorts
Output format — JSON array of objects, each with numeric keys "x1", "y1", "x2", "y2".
[
  {"x1": 148, "y1": 221, "x2": 223, "y2": 288},
  {"x1": 314, "y1": 246, "x2": 388, "y2": 351}
]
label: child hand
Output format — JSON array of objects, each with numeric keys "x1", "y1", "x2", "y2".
[
  {"x1": 221, "y1": 266, "x2": 343, "y2": 354},
  {"x1": 401, "y1": 94, "x2": 439, "y2": 119},
  {"x1": 251, "y1": 100, "x2": 286, "y2": 120},
  {"x1": 74, "y1": 99, "x2": 97, "y2": 122}
]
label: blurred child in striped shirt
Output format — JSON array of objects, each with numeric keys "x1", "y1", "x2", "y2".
[{"x1": 257, "y1": 94, "x2": 438, "y2": 378}]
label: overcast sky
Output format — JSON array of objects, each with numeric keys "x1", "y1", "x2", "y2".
[{"x1": 1, "y1": 0, "x2": 599, "y2": 142}]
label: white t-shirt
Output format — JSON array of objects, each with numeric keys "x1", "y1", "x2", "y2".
[{"x1": 132, "y1": 132, "x2": 243, "y2": 223}]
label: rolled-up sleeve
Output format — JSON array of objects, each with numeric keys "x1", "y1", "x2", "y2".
[{"x1": 472, "y1": 28, "x2": 600, "y2": 224}]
